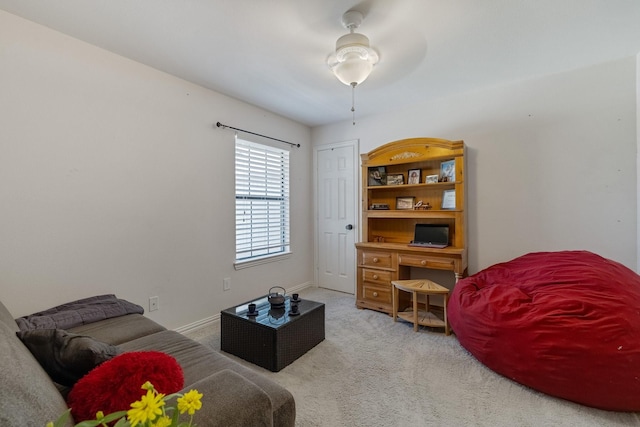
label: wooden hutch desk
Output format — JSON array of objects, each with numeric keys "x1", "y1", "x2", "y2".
[{"x1": 356, "y1": 138, "x2": 467, "y2": 315}]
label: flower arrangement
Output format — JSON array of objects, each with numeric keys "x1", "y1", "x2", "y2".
[{"x1": 47, "y1": 381, "x2": 203, "y2": 427}]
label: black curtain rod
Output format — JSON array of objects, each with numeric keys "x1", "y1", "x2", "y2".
[{"x1": 216, "y1": 122, "x2": 300, "y2": 148}]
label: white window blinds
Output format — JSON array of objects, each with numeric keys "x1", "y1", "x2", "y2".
[{"x1": 235, "y1": 137, "x2": 290, "y2": 261}]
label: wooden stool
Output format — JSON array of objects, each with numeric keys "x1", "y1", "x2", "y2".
[{"x1": 392, "y1": 279, "x2": 450, "y2": 335}]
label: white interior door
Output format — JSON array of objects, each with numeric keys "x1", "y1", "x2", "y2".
[{"x1": 315, "y1": 141, "x2": 358, "y2": 294}]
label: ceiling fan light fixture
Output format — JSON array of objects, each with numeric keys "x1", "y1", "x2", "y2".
[
  {"x1": 330, "y1": 56, "x2": 375, "y2": 87},
  {"x1": 327, "y1": 10, "x2": 379, "y2": 124},
  {"x1": 327, "y1": 12, "x2": 379, "y2": 87},
  {"x1": 335, "y1": 33, "x2": 372, "y2": 60}
]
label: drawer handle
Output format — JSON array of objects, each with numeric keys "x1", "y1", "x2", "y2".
[
  {"x1": 421, "y1": 260, "x2": 427, "y2": 266},
  {"x1": 373, "y1": 274, "x2": 379, "y2": 280},
  {"x1": 373, "y1": 292, "x2": 378, "y2": 297},
  {"x1": 373, "y1": 257, "x2": 379, "y2": 263}
]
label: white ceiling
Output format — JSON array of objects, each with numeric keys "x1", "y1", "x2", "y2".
[{"x1": 2, "y1": 0, "x2": 640, "y2": 127}]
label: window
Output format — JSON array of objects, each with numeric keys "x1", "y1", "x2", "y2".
[{"x1": 235, "y1": 137, "x2": 290, "y2": 265}]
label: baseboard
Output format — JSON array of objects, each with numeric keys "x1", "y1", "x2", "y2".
[
  {"x1": 174, "y1": 281, "x2": 316, "y2": 334},
  {"x1": 174, "y1": 314, "x2": 220, "y2": 334},
  {"x1": 286, "y1": 281, "x2": 315, "y2": 295}
]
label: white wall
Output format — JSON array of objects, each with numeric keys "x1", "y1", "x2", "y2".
[
  {"x1": 0, "y1": 11, "x2": 314, "y2": 328},
  {"x1": 637, "y1": 53, "x2": 640, "y2": 272},
  {"x1": 313, "y1": 57, "x2": 638, "y2": 274},
  {"x1": 1, "y1": 10, "x2": 636, "y2": 328}
]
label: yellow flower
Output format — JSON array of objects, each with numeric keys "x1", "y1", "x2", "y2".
[
  {"x1": 177, "y1": 389, "x2": 203, "y2": 415},
  {"x1": 127, "y1": 389, "x2": 166, "y2": 427},
  {"x1": 50, "y1": 381, "x2": 205, "y2": 427},
  {"x1": 151, "y1": 415, "x2": 172, "y2": 427}
]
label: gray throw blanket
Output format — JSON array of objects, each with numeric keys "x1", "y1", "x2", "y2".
[{"x1": 15, "y1": 294, "x2": 144, "y2": 331}]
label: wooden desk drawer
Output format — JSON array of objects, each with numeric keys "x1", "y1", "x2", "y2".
[
  {"x1": 360, "y1": 251, "x2": 392, "y2": 268},
  {"x1": 362, "y1": 284, "x2": 392, "y2": 305},
  {"x1": 361, "y1": 268, "x2": 391, "y2": 286},
  {"x1": 398, "y1": 254, "x2": 454, "y2": 270}
]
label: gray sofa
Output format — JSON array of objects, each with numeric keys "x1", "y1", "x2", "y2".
[{"x1": 0, "y1": 296, "x2": 295, "y2": 427}]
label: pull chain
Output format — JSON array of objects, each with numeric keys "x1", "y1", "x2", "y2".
[{"x1": 351, "y1": 82, "x2": 357, "y2": 125}]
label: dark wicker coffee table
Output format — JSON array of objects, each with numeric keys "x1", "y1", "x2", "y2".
[{"x1": 220, "y1": 294, "x2": 325, "y2": 372}]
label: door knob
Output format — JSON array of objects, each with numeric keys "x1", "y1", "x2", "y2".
[{"x1": 345, "y1": 224, "x2": 353, "y2": 230}]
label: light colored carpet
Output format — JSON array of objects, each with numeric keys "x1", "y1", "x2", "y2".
[{"x1": 185, "y1": 287, "x2": 640, "y2": 426}]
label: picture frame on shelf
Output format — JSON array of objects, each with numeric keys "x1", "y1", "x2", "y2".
[
  {"x1": 442, "y1": 189, "x2": 456, "y2": 209},
  {"x1": 368, "y1": 166, "x2": 387, "y2": 186},
  {"x1": 440, "y1": 160, "x2": 455, "y2": 182},
  {"x1": 396, "y1": 196, "x2": 415, "y2": 210},
  {"x1": 386, "y1": 174, "x2": 404, "y2": 185},
  {"x1": 407, "y1": 169, "x2": 421, "y2": 184},
  {"x1": 425, "y1": 174, "x2": 439, "y2": 184}
]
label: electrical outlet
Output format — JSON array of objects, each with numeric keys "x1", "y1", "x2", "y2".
[
  {"x1": 149, "y1": 296, "x2": 159, "y2": 312},
  {"x1": 223, "y1": 277, "x2": 231, "y2": 291}
]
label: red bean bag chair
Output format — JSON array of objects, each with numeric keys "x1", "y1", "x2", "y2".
[{"x1": 448, "y1": 250, "x2": 640, "y2": 411}]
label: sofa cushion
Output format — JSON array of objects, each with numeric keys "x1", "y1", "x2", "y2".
[
  {"x1": 0, "y1": 322, "x2": 72, "y2": 427},
  {"x1": 16, "y1": 329, "x2": 121, "y2": 386},
  {"x1": 188, "y1": 370, "x2": 273, "y2": 427},
  {"x1": 67, "y1": 351, "x2": 184, "y2": 422},
  {"x1": 119, "y1": 330, "x2": 296, "y2": 427},
  {"x1": 68, "y1": 314, "x2": 166, "y2": 345}
]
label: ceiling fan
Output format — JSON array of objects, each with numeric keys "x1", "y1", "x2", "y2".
[{"x1": 326, "y1": 10, "x2": 379, "y2": 124}]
